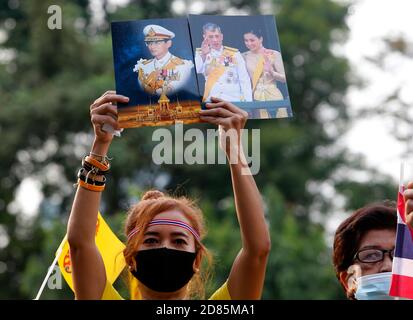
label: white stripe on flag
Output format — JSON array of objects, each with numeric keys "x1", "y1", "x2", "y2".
[
  {"x1": 398, "y1": 214, "x2": 406, "y2": 225},
  {"x1": 392, "y1": 257, "x2": 413, "y2": 278}
]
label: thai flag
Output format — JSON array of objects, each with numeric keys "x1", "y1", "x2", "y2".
[{"x1": 389, "y1": 186, "x2": 413, "y2": 299}]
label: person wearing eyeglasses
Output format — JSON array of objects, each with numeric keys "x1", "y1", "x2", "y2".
[
  {"x1": 332, "y1": 202, "x2": 397, "y2": 300},
  {"x1": 133, "y1": 24, "x2": 193, "y2": 96}
]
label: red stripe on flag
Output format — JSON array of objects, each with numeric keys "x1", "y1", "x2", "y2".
[
  {"x1": 398, "y1": 191, "x2": 406, "y2": 224},
  {"x1": 390, "y1": 274, "x2": 413, "y2": 299}
]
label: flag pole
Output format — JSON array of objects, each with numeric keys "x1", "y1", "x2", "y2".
[
  {"x1": 34, "y1": 235, "x2": 67, "y2": 300},
  {"x1": 400, "y1": 161, "x2": 405, "y2": 191},
  {"x1": 33, "y1": 254, "x2": 59, "y2": 300}
]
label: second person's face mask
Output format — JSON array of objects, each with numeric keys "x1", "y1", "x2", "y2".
[{"x1": 131, "y1": 247, "x2": 197, "y2": 293}]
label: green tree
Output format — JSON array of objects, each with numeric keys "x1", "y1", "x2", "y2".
[{"x1": 0, "y1": 0, "x2": 398, "y2": 299}]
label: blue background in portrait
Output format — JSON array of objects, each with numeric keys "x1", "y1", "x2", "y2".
[
  {"x1": 111, "y1": 18, "x2": 200, "y2": 109},
  {"x1": 188, "y1": 14, "x2": 292, "y2": 117}
]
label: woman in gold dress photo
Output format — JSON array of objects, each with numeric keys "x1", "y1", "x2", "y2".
[{"x1": 242, "y1": 29, "x2": 287, "y2": 118}]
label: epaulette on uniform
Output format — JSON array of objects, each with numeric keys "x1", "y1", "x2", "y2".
[
  {"x1": 171, "y1": 56, "x2": 184, "y2": 65},
  {"x1": 142, "y1": 59, "x2": 152, "y2": 65}
]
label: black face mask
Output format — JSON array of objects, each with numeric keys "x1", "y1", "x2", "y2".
[{"x1": 131, "y1": 248, "x2": 197, "y2": 293}]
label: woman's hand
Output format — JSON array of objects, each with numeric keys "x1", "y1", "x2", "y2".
[
  {"x1": 404, "y1": 182, "x2": 413, "y2": 228},
  {"x1": 263, "y1": 57, "x2": 273, "y2": 74},
  {"x1": 199, "y1": 97, "x2": 248, "y2": 160},
  {"x1": 89, "y1": 90, "x2": 129, "y2": 152}
]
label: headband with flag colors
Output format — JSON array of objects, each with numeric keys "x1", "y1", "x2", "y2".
[{"x1": 127, "y1": 219, "x2": 200, "y2": 241}]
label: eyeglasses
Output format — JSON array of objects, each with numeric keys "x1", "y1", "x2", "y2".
[
  {"x1": 145, "y1": 40, "x2": 166, "y2": 47},
  {"x1": 354, "y1": 248, "x2": 395, "y2": 263}
]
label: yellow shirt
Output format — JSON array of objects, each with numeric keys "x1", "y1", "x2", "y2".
[{"x1": 101, "y1": 280, "x2": 231, "y2": 300}]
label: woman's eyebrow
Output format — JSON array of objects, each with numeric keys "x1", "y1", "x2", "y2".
[
  {"x1": 170, "y1": 231, "x2": 189, "y2": 238},
  {"x1": 143, "y1": 231, "x2": 189, "y2": 238},
  {"x1": 358, "y1": 245, "x2": 387, "y2": 250},
  {"x1": 143, "y1": 231, "x2": 160, "y2": 237}
]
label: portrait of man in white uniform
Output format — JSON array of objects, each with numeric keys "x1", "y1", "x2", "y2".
[
  {"x1": 194, "y1": 22, "x2": 252, "y2": 103},
  {"x1": 133, "y1": 24, "x2": 194, "y2": 96}
]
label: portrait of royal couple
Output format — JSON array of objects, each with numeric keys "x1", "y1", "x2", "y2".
[
  {"x1": 196, "y1": 24, "x2": 286, "y2": 104},
  {"x1": 112, "y1": 15, "x2": 291, "y2": 122}
]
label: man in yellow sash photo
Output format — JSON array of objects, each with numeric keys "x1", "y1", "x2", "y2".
[
  {"x1": 194, "y1": 23, "x2": 252, "y2": 103},
  {"x1": 133, "y1": 24, "x2": 194, "y2": 96}
]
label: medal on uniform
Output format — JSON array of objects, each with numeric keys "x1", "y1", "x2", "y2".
[
  {"x1": 224, "y1": 56, "x2": 230, "y2": 66},
  {"x1": 226, "y1": 70, "x2": 234, "y2": 83}
]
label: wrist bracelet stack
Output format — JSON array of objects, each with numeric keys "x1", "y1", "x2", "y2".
[{"x1": 75, "y1": 153, "x2": 111, "y2": 192}]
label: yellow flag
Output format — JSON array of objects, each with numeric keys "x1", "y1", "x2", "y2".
[{"x1": 56, "y1": 212, "x2": 126, "y2": 291}]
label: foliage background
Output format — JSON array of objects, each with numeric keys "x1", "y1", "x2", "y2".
[{"x1": 0, "y1": 0, "x2": 403, "y2": 299}]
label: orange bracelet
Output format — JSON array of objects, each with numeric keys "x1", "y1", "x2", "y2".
[
  {"x1": 78, "y1": 179, "x2": 105, "y2": 192},
  {"x1": 84, "y1": 156, "x2": 110, "y2": 172}
]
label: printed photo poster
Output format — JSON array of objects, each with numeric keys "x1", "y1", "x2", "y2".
[
  {"x1": 111, "y1": 18, "x2": 202, "y2": 128},
  {"x1": 188, "y1": 14, "x2": 292, "y2": 120}
]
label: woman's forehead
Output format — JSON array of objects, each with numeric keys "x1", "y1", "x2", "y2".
[
  {"x1": 144, "y1": 224, "x2": 191, "y2": 238},
  {"x1": 358, "y1": 229, "x2": 396, "y2": 249},
  {"x1": 153, "y1": 210, "x2": 191, "y2": 223}
]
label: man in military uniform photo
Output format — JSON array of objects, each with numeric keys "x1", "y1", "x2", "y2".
[
  {"x1": 133, "y1": 24, "x2": 194, "y2": 96},
  {"x1": 194, "y1": 22, "x2": 252, "y2": 102}
]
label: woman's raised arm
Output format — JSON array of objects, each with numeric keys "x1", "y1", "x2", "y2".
[
  {"x1": 199, "y1": 98, "x2": 271, "y2": 299},
  {"x1": 67, "y1": 91, "x2": 128, "y2": 299}
]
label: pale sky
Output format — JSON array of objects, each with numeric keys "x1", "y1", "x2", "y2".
[
  {"x1": 323, "y1": 0, "x2": 413, "y2": 235},
  {"x1": 341, "y1": 0, "x2": 413, "y2": 179}
]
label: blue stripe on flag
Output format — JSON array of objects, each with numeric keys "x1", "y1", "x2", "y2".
[{"x1": 394, "y1": 223, "x2": 413, "y2": 260}]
